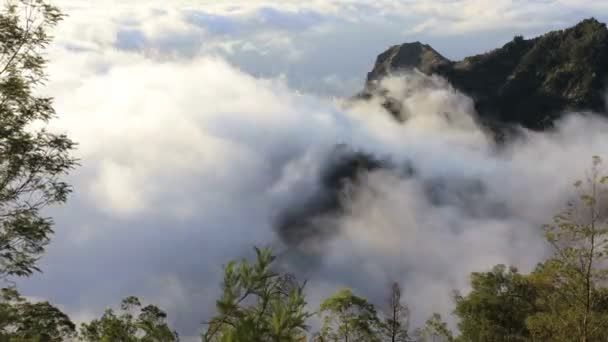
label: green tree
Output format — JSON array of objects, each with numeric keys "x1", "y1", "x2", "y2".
[
  {"x1": 202, "y1": 247, "x2": 310, "y2": 342},
  {"x1": 318, "y1": 288, "x2": 380, "y2": 342},
  {"x1": 0, "y1": 286, "x2": 75, "y2": 341},
  {"x1": 379, "y1": 282, "x2": 409, "y2": 342},
  {"x1": 0, "y1": 0, "x2": 76, "y2": 278},
  {"x1": 527, "y1": 156, "x2": 608, "y2": 341},
  {"x1": 414, "y1": 313, "x2": 453, "y2": 342},
  {"x1": 453, "y1": 265, "x2": 537, "y2": 342},
  {"x1": 80, "y1": 296, "x2": 178, "y2": 342}
]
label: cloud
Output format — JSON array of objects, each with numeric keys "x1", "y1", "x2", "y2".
[
  {"x1": 14, "y1": 0, "x2": 608, "y2": 338},
  {"x1": 21, "y1": 44, "x2": 608, "y2": 336},
  {"x1": 297, "y1": 116, "x2": 605, "y2": 328},
  {"x1": 272, "y1": 74, "x2": 608, "y2": 329},
  {"x1": 21, "y1": 45, "x2": 387, "y2": 336},
  {"x1": 51, "y1": 0, "x2": 608, "y2": 99}
]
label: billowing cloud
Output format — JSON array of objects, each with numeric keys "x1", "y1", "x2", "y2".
[
  {"x1": 14, "y1": 1, "x2": 608, "y2": 340},
  {"x1": 52, "y1": 0, "x2": 608, "y2": 98}
]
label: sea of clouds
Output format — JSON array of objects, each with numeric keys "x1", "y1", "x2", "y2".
[{"x1": 15, "y1": 1, "x2": 608, "y2": 339}]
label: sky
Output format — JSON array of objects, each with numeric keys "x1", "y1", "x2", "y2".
[{"x1": 13, "y1": 0, "x2": 608, "y2": 340}]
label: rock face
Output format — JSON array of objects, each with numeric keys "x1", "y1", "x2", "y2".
[
  {"x1": 367, "y1": 42, "x2": 451, "y2": 78},
  {"x1": 364, "y1": 18, "x2": 608, "y2": 130}
]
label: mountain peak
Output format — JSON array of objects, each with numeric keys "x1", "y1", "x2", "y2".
[
  {"x1": 366, "y1": 41, "x2": 451, "y2": 84},
  {"x1": 363, "y1": 18, "x2": 608, "y2": 130}
]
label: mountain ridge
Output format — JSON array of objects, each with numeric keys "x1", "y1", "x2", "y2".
[{"x1": 363, "y1": 18, "x2": 608, "y2": 131}]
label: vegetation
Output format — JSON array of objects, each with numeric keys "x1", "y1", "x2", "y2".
[
  {"x1": 415, "y1": 313, "x2": 453, "y2": 342},
  {"x1": 202, "y1": 247, "x2": 310, "y2": 342},
  {"x1": 317, "y1": 288, "x2": 380, "y2": 342},
  {"x1": 453, "y1": 265, "x2": 536, "y2": 341},
  {"x1": 80, "y1": 297, "x2": 178, "y2": 342},
  {"x1": 365, "y1": 18, "x2": 608, "y2": 131},
  {"x1": 379, "y1": 283, "x2": 410, "y2": 342},
  {"x1": 0, "y1": 287, "x2": 76, "y2": 341},
  {"x1": 197, "y1": 156, "x2": 608, "y2": 342},
  {"x1": 2, "y1": 1, "x2": 608, "y2": 341},
  {"x1": 0, "y1": 0, "x2": 76, "y2": 279},
  {"x1": 525, "y1": 156, "x2": 608, "y2": 341},
  {"x1": 0, "y1": 0, "x2": 77, "y2": 340}
]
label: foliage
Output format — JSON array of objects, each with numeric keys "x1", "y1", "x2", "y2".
[
  {"x1": 1, "y1": 154, "x2": 607, "y2": 341},
  {"x1": 453, "y1": 265, "x2": 536, "y2": 341},
  {"x1": 379, "y1": 282, "x2": 410, "y2": 342},
  {"x1": 0, "y1": 286, "x2": 75, "y2": 341},
  {"x1": 414, "y1": 313, "x2": 453, "y2": 342},
  {"x1": 0, "y1": 0, "x2": 76, "y2": 278},
  {"x1": 80, "y1": 296, "x2": 178, "y2": 342},
  {"x1": 526, "y1": 156, "x2": 608, "y2": 341},
  {"x1": 3, "y1": 4, "x2": 608, "y2": 339},
  {"x1": 317, "y1": 288, "x2": 380, "y2": 342},
  {"x1": 202, "y1": 247, "x2": 311, "y2": 342}
]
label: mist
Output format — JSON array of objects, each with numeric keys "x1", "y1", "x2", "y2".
[
  {"x1": 273, "y1": 72, "x2": 608, "y2": 329},
  {"x1": 13, "y1": 32, "x2": 607, "y2": 339}
]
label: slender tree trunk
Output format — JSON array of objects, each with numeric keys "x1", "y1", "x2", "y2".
[
  {"x1": 582, "y1": 177, "x2": 598, "y2": 342},
  {"x1": 344, "y1": 315, "x2": 349, "y2": 342},
  {"x1": 392, "y1": 301, "x2": 397, "y2": 342}
]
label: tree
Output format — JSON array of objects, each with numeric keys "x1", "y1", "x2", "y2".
[
  {"x1": 453, "y1": 265, "x2": 537, "y2": 342},
  {"x1": 202, "y1": 247, "x2": 310, "y2": 342},
  {"x1": 0, "y1": 0, "x2": 76, "y2": 278},
  {"x1": 80, "y1": 296, "x2": 178, "y2": 342},
  {"x1": 379, "y1": 282, "x2": 409, "y2": 342},
  {"x1": 526, "y1": 156, "x2": 608, "y2": 341},
  {"x1": 414, "y1": 313, "x2": 453, "y2": 342},
  {"x1": 318, "y1": 288, "x2": 380, "y2": 342},
  {"x1": 0, "y1": 286, "x2": 76, "y2": 341}
]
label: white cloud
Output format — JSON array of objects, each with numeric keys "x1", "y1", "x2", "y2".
[
  {"x1": 51, "y1": 0, "x2": 608, "y2": 99},
  {"x1": 14, "y1": 0, "x2": 608, "y2": 337}
]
